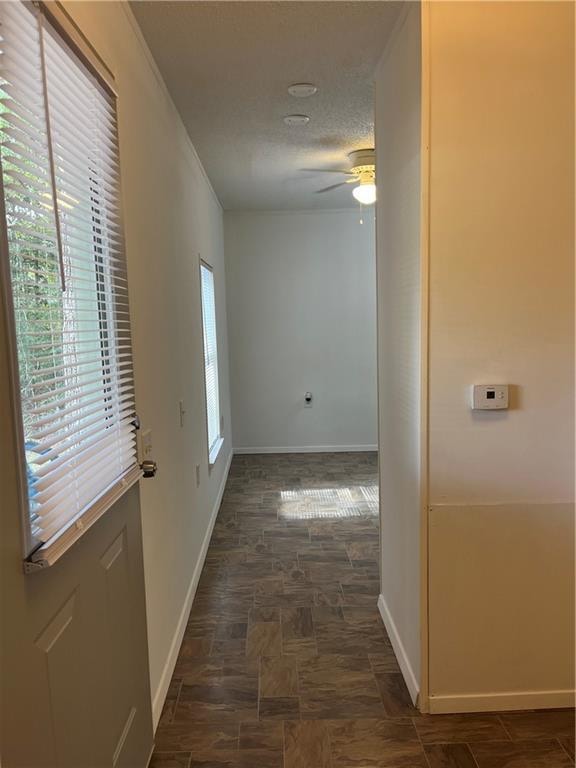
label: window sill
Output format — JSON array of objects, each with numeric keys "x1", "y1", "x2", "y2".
[
  {"x1": 24, "y1": 464, "x2": 142, "y2": 572},
  {"x1": 208, "y1": 437, "x2": 224, "y2": 469}
]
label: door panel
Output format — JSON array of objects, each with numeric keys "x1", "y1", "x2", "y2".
[
  {"x1": 1, "y1": 490, "x2": 153, "y2": 768},
  {"x1": 99, "y1": 529, "x2": 144, "y2": 768},
  {"x1": 1, "y1": 292, "x2": 153, "y2": 768},
  {"x1": 34, "y1": 590, "x2": 93, "y2": 768}
]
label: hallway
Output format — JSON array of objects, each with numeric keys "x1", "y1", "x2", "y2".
[
  {"x1": 151, "y1": 454, "x2": 574, "y2": 768},
  {"x1": 1, "y1": 2, "x2": 575, "y2": 764}
]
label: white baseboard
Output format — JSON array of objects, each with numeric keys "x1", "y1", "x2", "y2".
[
  {"x1": 377, "y1": 593, "x2": 420, "y2": 706},
  {"x1": 234, "y1": 445, "x2": 378, "y2": 455},
  {"x1": 151, "y1": 448, "x2": 233, "y2": 731},
  {"x1": 429, "y1": 689, "x2": 576, "y2": 714}
]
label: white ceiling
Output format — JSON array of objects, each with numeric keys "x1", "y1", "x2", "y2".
[{"x1": 131, "y1": 1, "x2": 402, "y2": 210}]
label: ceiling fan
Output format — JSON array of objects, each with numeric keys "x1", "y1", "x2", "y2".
[{"x1": 307, "y1": 149, "x2": 376, "y2": 205}]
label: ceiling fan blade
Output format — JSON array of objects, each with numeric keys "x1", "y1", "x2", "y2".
[
  {"x1": 315, "y1": 181, "x2": 349, "y2": 193},
  {"x1": 301, "y1": 168, "x2": 354, "y2": 175}
]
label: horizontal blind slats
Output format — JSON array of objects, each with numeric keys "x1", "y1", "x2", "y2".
[
  {"x1": 34, "y1": 435, "x2": 136, "y2": 511},
  {"x1": 1, "y1": 1, "x2": 138, "y2": 556},
  {"x1": 29, "y1": 390, "x2": 135, "y2": 439},
  {"x1": 34, "y1": 444, "x2": 137, "y2": 540},
  {"x1": 34, "y1": 412, "x2": 136, "y2": 465},
  {"x1": 27, "y1": 377, "x2": 133, "y2": 410},
  {"x1": 29, "y1": 381, "x2": 134, "y2": 417},
  {"x1": 23, "y1": 353, "x2": 134, "y2": 383},
  {"x1": 32, "y1": 433, "x2": 135, "y2": 497},
  {"x1": 32, "y1": 422, "x2": 135, "y2": 482}
]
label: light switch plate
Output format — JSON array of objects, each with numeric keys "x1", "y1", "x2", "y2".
[
  {"x1": 471, "y1": 384, "x2": 509, "y2": 410},
  {"x1": 141, "y1": 429, "x2": 153, "y2": 456}
]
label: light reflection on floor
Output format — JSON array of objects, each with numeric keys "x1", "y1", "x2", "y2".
[{"x1": 278, "y1": 485, "x2": 379, "y2": 520}]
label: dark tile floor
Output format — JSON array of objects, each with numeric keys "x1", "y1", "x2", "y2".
[{"x1": 151, "y1": 453, "x2": 575, "y2": 768}]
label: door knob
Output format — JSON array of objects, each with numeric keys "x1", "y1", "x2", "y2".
[{"x1": 140, "y1": 460, "x2": 157, "y2": 478}]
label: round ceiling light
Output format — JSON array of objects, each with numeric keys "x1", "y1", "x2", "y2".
[
  {"x1": 283, "y1": 114, "x2": 310, "y2": 127},
  {"x1": 288, "y1": 83, "x2": 318, "y2": 98},
  {"x1": 352, "y1": 183, "x2": 376, "y2": 206}
]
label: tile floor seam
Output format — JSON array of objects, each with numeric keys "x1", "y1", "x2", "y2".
[
  {"x1": 420, "y1": 742, "x2": 433, "y2": 768},
  {"x1": 326, "y1": 721, "x2": 335, "y2": 768},
  {"x1": 557, "y1": 735, "x2": 576, "y2": 763},
  {"x1": 496, "y1": 713, "x2": 515, "y2": 742},
  {"x1": 172, "y1": 679, "x2": 183, "y2": 724},
  {"x1": 257, "y1": 655, "x2": 262, "y2": 721},
  {"x1": 466, "y1": 742, "x2": 482, "y2": 768}
]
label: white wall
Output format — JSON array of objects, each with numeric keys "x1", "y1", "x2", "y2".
[
  {"x1": 225, "y1": 209, "x2": 377, "y2": 452},
  {"x1": 64, "y1": 1, "x2": 233, "y2": 728},
  {"x1": 425, "y1": 0, "x2": 575, "y2": 712},
  {"x1": 374, "y1": 4, "x2": 423, "y2": 704}
]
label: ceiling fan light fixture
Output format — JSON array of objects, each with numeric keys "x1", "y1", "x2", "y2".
[{"x1": 352, "y1": 182, "x2": 376, "y2": 206}]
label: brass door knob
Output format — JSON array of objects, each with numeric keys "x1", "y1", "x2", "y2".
[{"x1": 141, "y1": 460, "x2": 157, "y2": 478}]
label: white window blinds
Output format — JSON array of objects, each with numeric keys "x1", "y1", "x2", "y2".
[
  {"x1": 0, "y1": 2, "x2": 139, "y2": 567},
  {"x1": 200, "y1": 262, "x2": 221, "y2": 462}
]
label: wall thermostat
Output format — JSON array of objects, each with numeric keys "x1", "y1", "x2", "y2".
[{"x1": 471, "y1": 384, "x2": 509, "y2": 410}]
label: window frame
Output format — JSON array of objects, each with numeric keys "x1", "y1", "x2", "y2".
[
  {"x1": 37, "y1": 1, "x2": 117, "y2": 101},
  {"x1": 199, "y1": 258, "x2": 223, "y2": 469},
  {"x1": 0, "y1": 1, "x2": 140, "y2": 571},
  {"x1": 0, "y1": 162, "x2": 33, "y2": 558}
]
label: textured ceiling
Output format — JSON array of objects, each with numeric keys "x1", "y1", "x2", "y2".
[{"x1": 130, "y1": 1, "x2": 402, "y2": 210}]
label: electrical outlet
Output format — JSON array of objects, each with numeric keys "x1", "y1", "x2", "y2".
[
  {"x1": 195, "y1": 464, "x2": 201, "y2": 487},
  {"x1": 179, "y1": 399, "x2": 186, "y2": 428}
]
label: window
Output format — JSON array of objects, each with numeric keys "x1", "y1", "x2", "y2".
[
  {"x1": 0, "y1": 2, "x2": 138, "y2": 568},
  {"x1": 200, "y1": 261, "x2": 222, "y2": 465}
]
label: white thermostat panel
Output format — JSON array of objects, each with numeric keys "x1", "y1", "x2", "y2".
[{"x1": 471, "y1": 384, "x2": 509, "y2": 410}]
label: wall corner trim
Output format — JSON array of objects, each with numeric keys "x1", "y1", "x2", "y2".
[
  {"x1": 151, "y1": 448, "x2": 233, "y2": 730},
  {"x1": 374, "y1": 1, "x2": 412, "y2": 77},
  {"x1": 117, "y1": 1, "x2": 223, "y2": 212},
  {"x1": 378, "y1": 593, "x2": 420, "y2": 706}
]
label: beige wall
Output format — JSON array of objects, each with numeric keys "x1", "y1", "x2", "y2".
[
  {"x1": 426, "y1": 0, "x2": 574, "y2": 710},
  {"x1": 429, "y1": 503, "x2": 574, "y2": 711},
  {"x1": 428, "y1": 0, "x2": 574, "y2": 506},
  {"x1": 375, "y1": 3, "x2": 423, "y2": 703},
  {"x1": 62, "y1": 1, "x2": 233, "y2": 727},
  {"x1": 375, "y1": 0, "x2": 574, "y2": 713}
]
